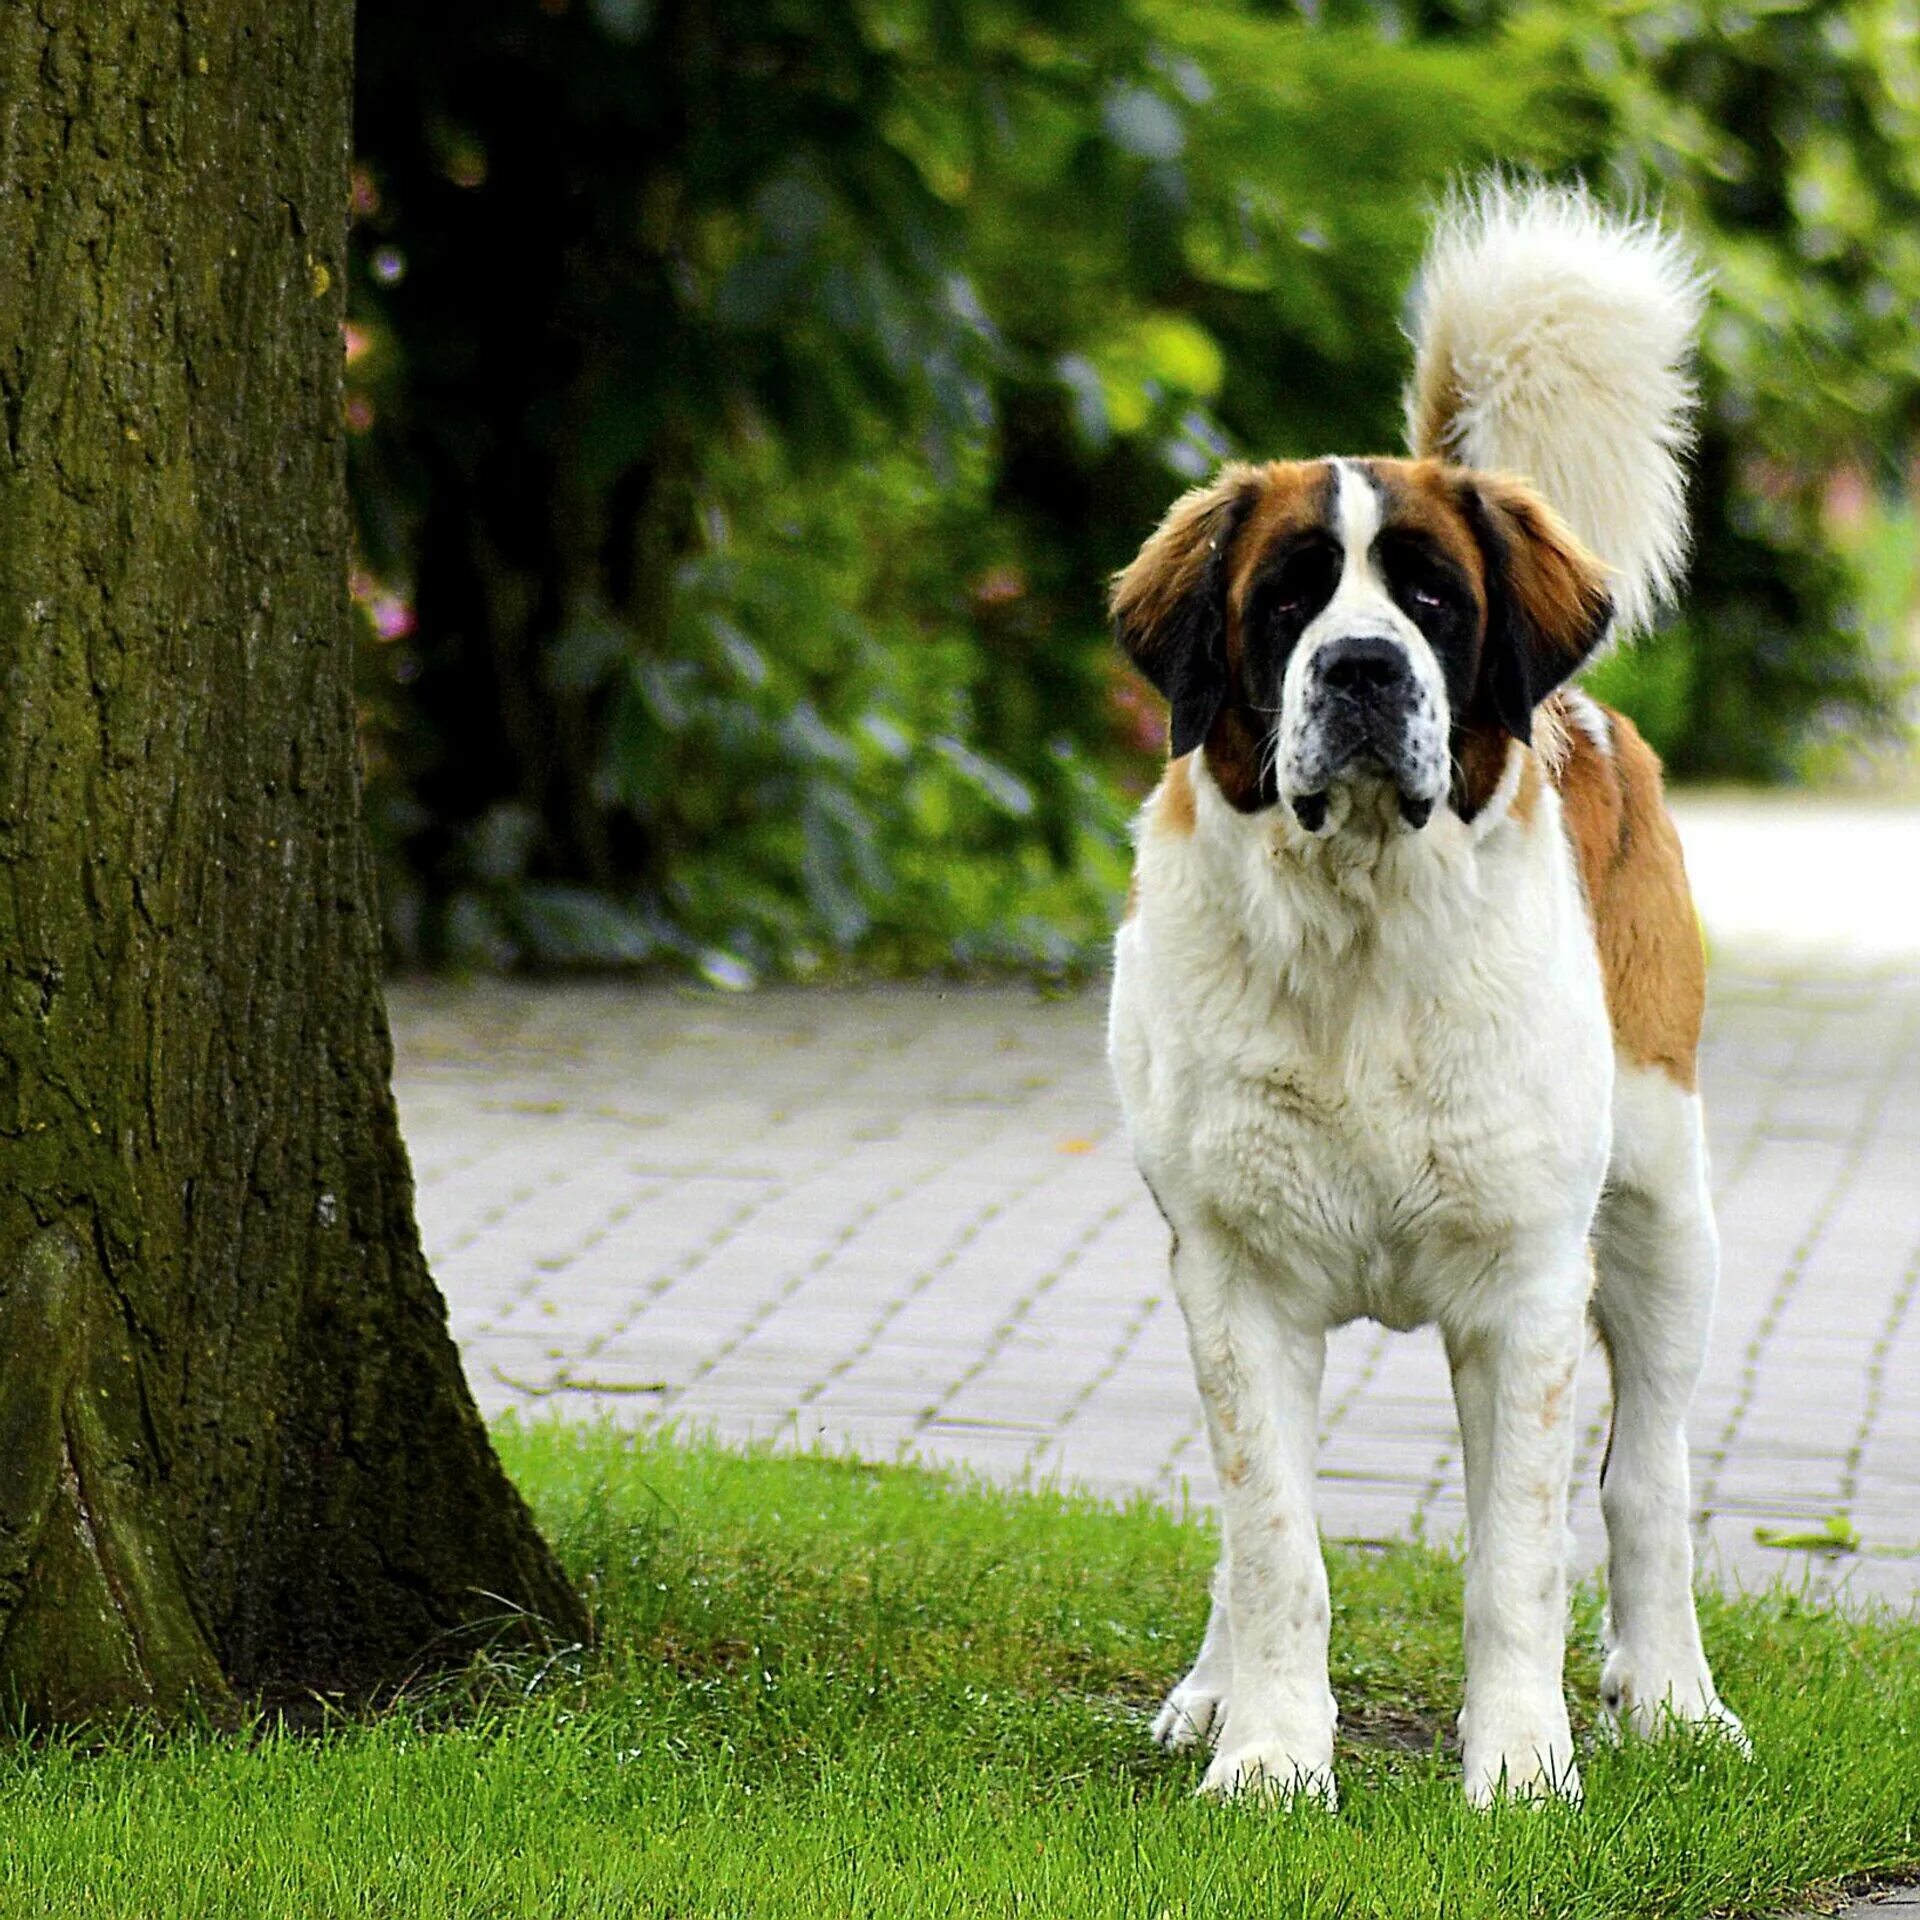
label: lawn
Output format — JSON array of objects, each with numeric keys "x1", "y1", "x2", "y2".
[{"x1": 0, "y1": 1424, "x2": 1914, "y2": 1919}]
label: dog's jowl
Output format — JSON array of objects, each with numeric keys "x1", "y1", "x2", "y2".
[{"x1": 1108, "y1": 181, "x2": 1745, "y2": 1808}]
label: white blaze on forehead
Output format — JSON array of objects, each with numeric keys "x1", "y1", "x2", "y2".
[{"x1": 1328, "y1": 459, "x2": 1384, "y2": 601}]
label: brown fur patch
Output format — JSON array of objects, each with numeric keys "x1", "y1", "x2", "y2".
[
  {"x1": 1193, "y1": 704, "x2": 1270, "y2": 815},
  {"x1": 1441, "y1": 475, "x2": 1611, "y2": 820},
  {"x1": 1554, "y1": 704, "x2": 1704, "y2": 1089},
  {"x1": 1511, "y1": 746, "x2": 1544, "y2": 826},
  {"x1": 1224, "y1": 462, "x2": 1341, "y2": 611},
  {"x1": 1451, "y1": 730, "x2": 1510, "y2": 821},
  {"x1": 1478, "y1": 475, "x2": 1612, "y2": 677},
  {"x1": 1121, "y1": 755, "x2": 1198, "y2": 924},
  {"x1": 1108, "y1": 462, "x2": 1261, "y2": 698},
  {"x1": 1153, "y1": 753, "x2": 1198, "y2": 836}
]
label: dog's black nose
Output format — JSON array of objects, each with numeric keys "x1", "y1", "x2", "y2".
[{"x1": 1317, "y1": 634, "x2": 1410, "y2": 699}]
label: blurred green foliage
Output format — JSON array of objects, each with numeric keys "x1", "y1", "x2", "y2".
[
  {"x1": 1548, "y1": 0, "x2": 1920, "y2": 780},
  {"x1": 351, "y1": 0, "x2": 1915, "y2": 977}
]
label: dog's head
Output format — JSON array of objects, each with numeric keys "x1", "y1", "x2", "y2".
[{"x1": 1111, "y1": 457, "x2": 1612, "y2": 832}]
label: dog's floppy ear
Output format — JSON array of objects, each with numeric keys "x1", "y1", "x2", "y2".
[
  {"x1": 1110, "y1": 467, "x2": 1258, "y2": 759},
  {"x1": 1462, "y1": 475, "x2": 1614, "y2": 745}
]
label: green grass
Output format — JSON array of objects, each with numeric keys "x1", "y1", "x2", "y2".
[{"x1": 0, "y1": 1424, "x2": 1915, "y2": 1918}]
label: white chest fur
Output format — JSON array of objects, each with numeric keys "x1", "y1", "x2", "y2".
[{"x1": 1109, "y1": 764, "x2": 1613, "y2": 1335}]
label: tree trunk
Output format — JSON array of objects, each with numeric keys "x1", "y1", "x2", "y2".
[{"x1": 0, "y1": 1, "x2": 587, "y2": 1721}]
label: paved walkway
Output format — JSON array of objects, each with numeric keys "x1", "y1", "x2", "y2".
[{"x1": 391, "y1": 799, "x2": 1920, "y2": 1604}]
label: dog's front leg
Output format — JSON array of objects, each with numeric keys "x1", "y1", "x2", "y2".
[
  {"x1": 1172, "y1": 1220, "x2": 1335, "y2": 1806},
  {"x1": 1446, "y1": 1274, "x2": 1587, "y2": 1806}
]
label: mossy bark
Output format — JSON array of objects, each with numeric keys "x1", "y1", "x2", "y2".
[{"x1": 0, "y1": 1, "x2": 587, "y2": 1720}]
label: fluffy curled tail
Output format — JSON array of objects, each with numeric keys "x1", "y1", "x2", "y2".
[{"x1": 1404, "y1": 178, "x2": 1704, "y2": 639}]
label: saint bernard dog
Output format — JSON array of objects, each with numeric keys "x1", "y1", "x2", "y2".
[{"x1": 1107, "y1": 181, "x2": 1747, "y2": 1807}]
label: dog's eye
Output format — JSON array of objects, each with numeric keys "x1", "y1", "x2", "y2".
[
  {"x1": 1388, "y1": 557, "x2": 1459, "y2": 625},
  {"x1": 1266, "y1": 546, "x2": 1337, "y2": 620}
]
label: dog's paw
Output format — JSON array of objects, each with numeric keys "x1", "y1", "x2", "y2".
[
  {"x1": 1151, "y1": 1673, "x2": 1228, "y2": 1752},
  {"x1": 1463, "y1": 1742, "x2": 1582, "y2": 1808},
  {"x1": 1461, "y1": 1700, "x2": 1580, "y2": 1808},
  {"x1": 1199, "y1": 1740, "x2": 1337, "y2": 1809},
  {"x1": 1600, "y1": 1652, "x2": 1751, "y2": 1755}
]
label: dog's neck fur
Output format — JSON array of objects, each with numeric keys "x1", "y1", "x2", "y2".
[
  {"x1": 1124, "y1": 739, "x2": 1565, "y2": 1081},
  {"x1": 1187, "y1": 737, "x2": 1533, "y2": 939}
]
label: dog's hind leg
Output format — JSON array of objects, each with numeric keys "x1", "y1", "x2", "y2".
[
  {"x1": 1151, "y1": 1508, "x2": 1232, "y2": 1753},
  {"x1": 1591, "y1": 1062, "x2": 1746, "y2": 1746}
]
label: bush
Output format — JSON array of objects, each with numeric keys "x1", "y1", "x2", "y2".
[
  {"x1": 397, "y1": 433, "x2": 1133, "y2": 981},
  {"x1": 350, "y1": 0, "x2": 1913, "y2": 975}
]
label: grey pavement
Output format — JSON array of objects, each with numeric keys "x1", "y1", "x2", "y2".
[
  {"x1": 1805, "y1": 1892, "x2": 1920, "y2": 1920},
  {"x1": 392, "y1": 798, "x2": 1920, "y2": 1604}
]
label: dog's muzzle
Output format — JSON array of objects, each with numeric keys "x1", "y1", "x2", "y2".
[{"x1": 1287, "y1": 633, "x2": 1439, "y2": 833}]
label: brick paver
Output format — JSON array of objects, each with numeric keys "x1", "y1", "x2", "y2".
[{"x1": 392, "y1": 807, "x2": 1920, "y2": 1605}]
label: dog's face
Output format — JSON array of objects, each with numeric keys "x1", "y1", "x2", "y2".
[{"x1": 1111, "y1": 456, "x2": 1613, "y2": 829}]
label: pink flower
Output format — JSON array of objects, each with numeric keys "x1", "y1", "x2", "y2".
[{"x1": 370, "y1": 593, "x2": 417, "y2": 642}]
